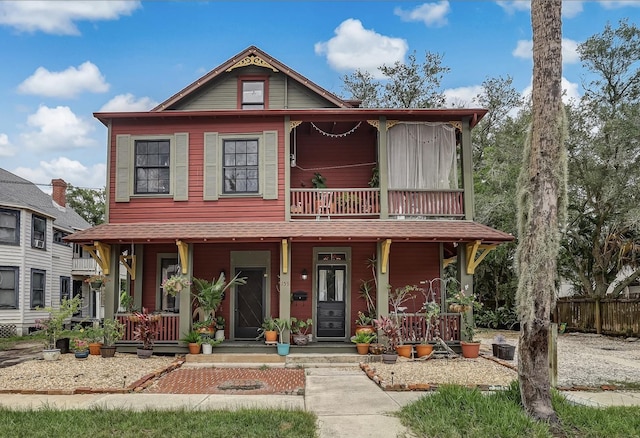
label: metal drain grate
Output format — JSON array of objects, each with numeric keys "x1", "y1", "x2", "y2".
[{"x1": 218, "y1": 379, "x2": 264, "y2": 391}]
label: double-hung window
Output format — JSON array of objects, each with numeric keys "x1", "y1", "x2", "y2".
[
  {"x1": 60, "y1": 276, "x2": 70, "y2": 303},
  {"x1": 0, "y1": 208, "x2": 19, "y2": 245},
  {"x1": 0, "y1": 266, "x2": 19, "y2": 309},
  {"x1": 134, "y1": 139, "x2": 170, "y2": 194},
  {"x1": 31, "y1": 269, "x2": 45, "y2": 309},
  {"x1": 32, "y1": 215, "x2": 46, "y2": 249},
  {"x1": 242, "y1": 81, "x2": 265, "y2": 109},
  {"x1": 223, "y1": 139, "x2": 259, "y2": 194}
]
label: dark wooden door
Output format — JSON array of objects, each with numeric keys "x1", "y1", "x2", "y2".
[
  {"x1": 316, "y1": 265, "x2": 346, "y2": 338},
  {"x1": 234, "y1": 268, "x2": 265, "y2": 339}
]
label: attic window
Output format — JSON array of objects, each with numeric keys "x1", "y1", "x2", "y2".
[{"x1": 242, "y1": 81, "x2": 264, "y2": 109}]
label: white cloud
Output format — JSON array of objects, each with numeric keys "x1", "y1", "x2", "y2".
[
  {"x1": 0, "y1": 1, "x2": 140, "y2": 35},
  {"x1": 14, "y1": 158, "x2": 106, "y2": 193},
  {"x1": 0, "y1": 133, "x2": 16, "y2": 157},
  {"x1": 497, "y1": 1, "x2": 583, "y2": 18},
  {"x1": 443, "y1": 85, "x2": 484, "y2": 108},
  {"x1": 521, "y1": 76, "x2": 581, "y2": 105},
  {"x1": 599, "y1": 1, "x2": 640, "y2": 9},
  {"x1": 20, "y1": 105, "x2": 96, "y2": 152},
  {"x1": 512, "y1": 39, "x2": 580, "y2": 64},
  {"x1": 99, "y1": 94, "x2": 158, "y2": 112},
  {"x1": 18, "y1": 62, "x2": 109, "y2": 98},
  {"x1": 314, "y1": 19, "x2": 408, "y2": 78},
  {"x1": 394, "y1": 1, "x2": 451, "y2": 27}
]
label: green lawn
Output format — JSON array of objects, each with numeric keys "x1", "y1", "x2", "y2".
[
  {"x1": 0, "y1": 407, "x2": 317, "y2": 438},
  {"x1": 398, "y1": 383, "x2": 640, "y2": 438}
]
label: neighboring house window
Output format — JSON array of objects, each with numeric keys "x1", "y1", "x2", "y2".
[
  {"x1": 60, "y1": 276, "x2": 70, "y2": 303},
  {"x1": 31, "y1": 269, "x2": 45, "y2": 309},
  {"x1": 0, "y1": 266, "x2": 19, "y2": 309},
  {"x1": 32, "y1": 215, "x2": 46, "y2": 249},
  {"x1": 241, "y1": 81, "x2": 264, "y2": 109},
  {"x1": 53, "y1": 229, "x2": 69, "y2": 246},
  {"x1": 0, "y1": 208, "x2": 19, "y2": 245},
  {"x1": 160, "y1": 257, "x2": 180, "y2": 312},
  {"x1": 223, "y1": 139, "x2": 259, "y2": 193},
  {"x1": 134, "y1": 139, "x2": 170, "y2": 194}
]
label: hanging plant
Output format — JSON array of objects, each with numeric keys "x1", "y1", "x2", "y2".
[{"x1": 161, "y1": 275, "x2": 192, "y2": 296}]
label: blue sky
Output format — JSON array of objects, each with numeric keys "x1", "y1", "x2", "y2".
[{"x1": 0, "y1": 0, "x2": 637, "y2": 192}]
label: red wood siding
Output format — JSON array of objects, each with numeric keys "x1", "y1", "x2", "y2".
[
  {"x1": 389, "y1": 243, "x2": 441, "y2": 313},
  {"x1": 108, "y1": 118, "x2": 286, "y2": 223},
  {"x1": 291, "y1": 122, "x2": 377, "y2": 189},
  {"x1": 349, "y1": 243, "x2": 378, "y2": 334},
  {"x1": 141, "y1": 243, "x2": 178, "y2": 310}
]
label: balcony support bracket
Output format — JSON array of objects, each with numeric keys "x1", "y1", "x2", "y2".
[
  {"x1": 83, "y1": 241, "x2": 111, "y2": 275},
  {"x1": 176, "y1": 240, "x2": 189, "y2": 274},
  {"x1": 119, "y1": 255, "x2": 136, "y2": 280},
  {"x1": 381, "y1": 239, "x2": 392, "y2": 274},
  {"x1": 465, "y1": 240, "x2": 497, "y2": 274}
]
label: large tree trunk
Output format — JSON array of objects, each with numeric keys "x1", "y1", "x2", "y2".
[{"x1": 516, "y1": 0, "x2": 565, "y2": 422}]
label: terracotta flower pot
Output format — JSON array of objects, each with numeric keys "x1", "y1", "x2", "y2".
[
  {"x1": 355, "y1": 343, "x2": 370, "y2": 355},
  {"x1": 460, "y1": 341, "x2": 481, "y2": 358},
  {"x1": 355, "y1": 325, "x2": 374, "y2": 335},
  {"x1": 89, "y1": 342, "x2": 103, "y2": 355},
  {"x1": 264, "y1": 330, "x2": 277, "y2": 342},
  {"x1": 188, "y1": 342, "x2": 201, "y2": 354},
  {"x1": 415, "y1": 344, "x2": 434, "y2": 358},
  {"x1": 395, "y1": 344, "x2": 413, "y2": 358}
]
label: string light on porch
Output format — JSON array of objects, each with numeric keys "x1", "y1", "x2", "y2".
[{"x1": 310, "y1": 121, "x2": 361, "y2": 138}]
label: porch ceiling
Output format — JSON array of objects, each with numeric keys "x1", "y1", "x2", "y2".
[{"x1": 65, "y1": 220, "x2": 514, "y2": 245}]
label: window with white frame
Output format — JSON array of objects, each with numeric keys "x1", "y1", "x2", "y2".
[
  {"x1": 31, "y1": 269, "x2": 45, "y2": 309},
  {"x1": 0, "y1": 208, "x2": 19, "y2": 245},
  {"x1": 31, "y1": 215, "x2": 46, "y2": 249},
  {"x1": 242, "y1": 81, "x2": 264, "y2": 109},
  {"x1": 0, "y1": 266, "x2": 19, "y2": 309},
  {"x1": 223, "y1": 139, "x2": 259, "y2": 193},
  {"x1": 134, "y1": 139, "x2": 170, "y2": 194}
]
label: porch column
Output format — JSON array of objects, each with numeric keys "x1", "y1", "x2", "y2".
[
  {"x1": 104, "y1": 244, "x2": 120, "y2": 320},
  {"x1": 178, "y1": 242, "x2": 193, "y2": 338},
  {"x1": 284, "y1": 116, "x2": 292, "y2": 222},
  {"x1": 376, "y1": 240, "x2": 390, "y2": 317},
  {"x1": 461, "y1": 117, "x2": 474, "y2": 220},
  {"x1": 378, "y1": 116, "x2": 389, "y2": 219},
  {"x1": 279, "y1": 239, "x2": 291, "y2": 326},
  {"x1": 457, "y1": 243, "x2": 474, "y2": 341},
  {"x1": 133, "y1": 244, "x2": 144, "y2": 312}
]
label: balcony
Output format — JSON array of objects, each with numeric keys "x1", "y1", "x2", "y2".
[
  {"x1": 72, "y1": 257, "x2": 97, "y2": 275},
  {"x1": 290, "y1": 188, "x2": 464, "y2": 219}
]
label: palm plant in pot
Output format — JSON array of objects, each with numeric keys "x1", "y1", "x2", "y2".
[
  {"x1": 192, "y1": 271, "x2": 247, "y2": 321},
  {"x1": 131, "y1": 308, "x2": 161, "y2": 358},
  {"x1": 273, "y1": 317, "x2": 290, "y2": 356}
]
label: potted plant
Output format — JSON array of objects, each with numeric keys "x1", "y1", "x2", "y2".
[
  {"x1": 351, "y1": 331, "x2": 376, "y2": 355},
  {"x1": 192, "y1": 271, "x2": 246, "y2": 322},
  {"x1": 35, "y1": 296, "x2": 81, "y2": 360},
  {"x1": 119, "y1": 290, "x2": 135, "y2": 313},
  {"x1": 290, "y1": 317, "x2": 312, "y2": 345},
  {"x1": 214, "y1": 315, "x2": 226, "y2": 341},
  {"x1": 131, "y1": 308, "x2": 161, "y2": 358},
  {"x1": 201, "y1": 337, "x2": 222, "y2": 355},
  {"x1": 388, "y1": 284, "x2": 421, "y2": 358},
  {"x1": 71, "y1": 338, "x2": 90, "y2": 359},
  {"x1": 193, "y1": 319, "x2": 215, "y2": 335},
  {"x1": 416, "y1": 300, "x2": 440, "y2": 358},
  {"x1": 273, "y1": 317, "x2": 290, "y2": 356},
  {"x1": 373, "y1": 315, "x2": 402, "y2": 364},
  {"x1": 101, "y1": 317, "x2": 125, "y2": 358},
  {"x1": 447, "y1": 289, "x2": 482, "y2": 358},
  {"x1": 256, "y1": 316, "x2": 278, "y2": 343},
  {"x1": 162, "y1": 274, "x2": 192, "y2": 296},
  {"x1": 85, "y1": 273, "x2": 108, "y2": 290},
  {"x1": 181, "y1": 330, "x2": 202, "y2": 355}
]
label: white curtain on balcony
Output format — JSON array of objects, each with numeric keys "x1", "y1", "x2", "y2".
[{"x1": 386, "y1": 122, "x2": 458, "y2": 189}]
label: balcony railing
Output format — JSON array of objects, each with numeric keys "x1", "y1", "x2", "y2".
[
  {"x1": 398, "y1": 313, "x2": 461, "y2": 343},
  {"x1": 116, "y1": 313, "x2": 180, "y2": 342},
  {"x1": 290, "y1": 188, "x2": 465, "y2": 219},
  {"x1": 389, "y1": 189, "x2": 464, "y2": 218},
  {"x1": 290, "y1": 188, "x2": 380, "y2": 218},
  {"x1": 72, "y1": 257, "x2": 97, "y2": 274}
]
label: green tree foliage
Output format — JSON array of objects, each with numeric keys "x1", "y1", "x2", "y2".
[
  {"x1": 560, "y1": 20, "x2": 640, "y2": 297},
  {"x1": 66, "y1": 185, "x2": 105, "y2": 226},
  {"x1": 341, "y1": 51, "x2": 449, "y2": 108}
]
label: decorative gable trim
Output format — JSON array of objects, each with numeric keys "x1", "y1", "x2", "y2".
[{"x1": 226, "y1": 54, "x2": 279, "y2": 73}]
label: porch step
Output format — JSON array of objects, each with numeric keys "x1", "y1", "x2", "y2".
[
  {"x1": 184, "y1": 351, "x2": 366, "y2": 367},
  {"x1": 186, "y1": 353, "x2": 285, "y2": 364}
]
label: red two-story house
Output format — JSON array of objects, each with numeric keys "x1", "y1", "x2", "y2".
[{"x1": 67, "y1": 46, "x2": 512, "y2": 350}]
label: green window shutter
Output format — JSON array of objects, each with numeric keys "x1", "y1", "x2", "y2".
[
  {"x1": 263, "y1": 130, "x2": 278, "y2": 200},
  {"x1": 115, "y1": 134, "x2": 131, "y2": 202},
  {"x1": 173, "y1": 133, "x2": 189, "y2": 201},
  {"x1": 203, "y1": 132, "x2": 219, "y2": 201}
]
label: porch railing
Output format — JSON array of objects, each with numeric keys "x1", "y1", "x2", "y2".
[
  {"x1": 72, "y1": 257, "x2": 97, "y2": 274},
  {"x1": 398, "y1": 313, "x2": 461, "y2": 343},
  {"x1": 290, "y1": 188, "x2": 380, "y2": 218},
  {"x1": 389, "y1": 189, "x2": 464, "y2": 218},
  {"x1": 116, "y1": 314, "x2": 180, "y2": 342}
]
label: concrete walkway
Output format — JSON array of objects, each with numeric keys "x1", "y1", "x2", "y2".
[{"x1": 0, "y1": 368, "x2": 638, "y2": 438}]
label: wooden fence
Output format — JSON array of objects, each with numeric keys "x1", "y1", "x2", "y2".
[
  {"x1": 555, "y1": 297, "x2": 640, "y2": 336},
  {"x1": 398, "y1": 313, "x2": 461, "y2": 343}
]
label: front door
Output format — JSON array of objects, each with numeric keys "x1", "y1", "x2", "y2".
[
  {"x1": 316, "y1": 265, "x2": 346, "y2": 338},
  {"x1": 234, "y1": 268, "x2": 265, "y2": 339}
]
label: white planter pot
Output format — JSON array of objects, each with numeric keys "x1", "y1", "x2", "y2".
[
  {"x1": 214, "y1": 330, "x2": 225, "y2": 341},
  {"x1": 202, "y1": 343, "x2": 213, "y2": 354},
  {"x1": 43, "y1": 348, "x2": 61, "y2": 361}
]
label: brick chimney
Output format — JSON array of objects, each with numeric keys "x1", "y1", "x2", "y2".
[{"x1": 51, "y1": 179, "x2": 67, "y2": 207}]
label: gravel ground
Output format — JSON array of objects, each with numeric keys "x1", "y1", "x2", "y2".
[
  {"x1": 0, "y1": 352, "x2": 177, "y2": 391},
  {"x1": 0, "y1": 331, "x2": 638, "y2": 391}
]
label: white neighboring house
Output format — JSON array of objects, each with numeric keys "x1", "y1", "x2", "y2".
[{"x1": 0, "y1": 168, "x2": 93, "y2": 336}]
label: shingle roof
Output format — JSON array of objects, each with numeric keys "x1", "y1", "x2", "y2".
[
  {"x1": 65, "y1": 220, "x2": 513, "y2": 244},
  {"x1": 0, "y1": 168, "x2": 91, "y2": 231}
]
